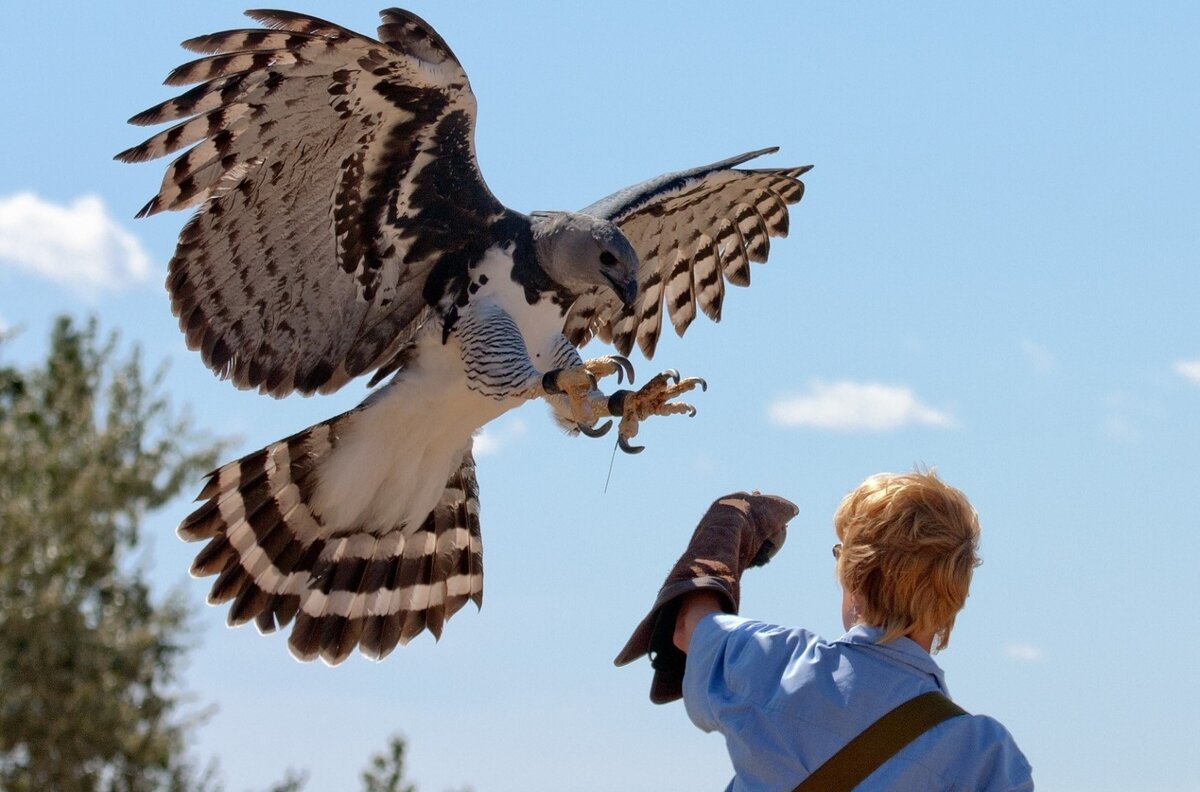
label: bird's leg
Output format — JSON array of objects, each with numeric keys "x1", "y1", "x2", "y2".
[
  {"x1": 542, "y1": 353, "x2": 707, "y2": 450},
  {"x1": 542, "y1": 355, "x2": 636, "y2": 433},
  {"x1": 607, "y1": 370, "x2": 707, "y2": 454}
]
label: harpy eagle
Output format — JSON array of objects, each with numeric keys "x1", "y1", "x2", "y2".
[{"x1": 118, "y1": 8, "x2": 811, "y2": 664}]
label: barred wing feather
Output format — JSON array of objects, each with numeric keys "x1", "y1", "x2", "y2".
[
  {"x1": 116, "y1": 9, "x2": 505, "y2": 397},
  {"x1": 565, "y1": 149, "x2": 810, "y2": 358}
]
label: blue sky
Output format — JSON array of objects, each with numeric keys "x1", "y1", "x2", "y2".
[{"x1": 2, "y1": 2, "x2": 1198, "y2": 790}]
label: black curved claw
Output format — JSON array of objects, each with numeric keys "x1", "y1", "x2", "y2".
[
  {"x1": 618, "y1": 435, "x2": 645, "y2": 454},
  {"x1": 684, "y1": 405, "x2": 697, "y2": 417},
  {"x1": 662, "y1": 369, "x2": 681, "y2": 384},
  {"x1": 542, "y1": 369, "x2": 565, "y2": 395},
  {"x1": 695, "y1": 377, "x2": 708, "y2": 392},
  {"x1": 612, "y1": 355, "x2": 635, "y2": 385},
  {"x1": 578, "y1": 419, "x2": 613, "y2": 438}
]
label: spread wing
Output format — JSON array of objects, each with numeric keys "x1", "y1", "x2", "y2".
[
  {"x1": 117, "y1": 9, "x2": 507, "y2": 396},
  {"x1": 564, "y1": 148, "x2": 810, "y2": 358}
]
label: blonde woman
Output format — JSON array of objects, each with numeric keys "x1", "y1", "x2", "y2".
[{"x1": 617, "y1": 472, "x2": 1032, "y2": 791}]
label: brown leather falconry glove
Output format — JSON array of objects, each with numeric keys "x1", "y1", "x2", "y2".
[{"x1": 614, "y1": 492, "x2": 798, "y2": 703}]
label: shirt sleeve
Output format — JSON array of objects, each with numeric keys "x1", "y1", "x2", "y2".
[
  {"x1": 682, "y1": 613, "x2": 818, "y2": 733},
  {"x1": 972, "y1": 716, "x2": 1035, "y2": 792}
]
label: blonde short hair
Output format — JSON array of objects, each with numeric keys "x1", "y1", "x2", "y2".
[{"x1": 834, "y1": 470, "x2": 981, "y2": 651}]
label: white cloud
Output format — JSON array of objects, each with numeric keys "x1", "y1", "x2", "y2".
[
  {"x1": 1174, "y1": 360, "x2": 1200, "y2": 387},
  {"x1": 473, "y1": 417, "x2": 529, "y2": 456},
  {"x1": 1102, "y1": 392, "x2": 1141, "y2": 442},
  {"x1": 1004, "y1": 643, "x2": 1045, "y2": 663},
  {"x1": 0, "y1": 192, "x2": 151, "y2": 294},
  {"x1": 1021, "y1": 339, "x2": 1056, "y2": 374},
  {"x1": 768, "y1": 380, "x2": 954, "y2": 431},
  {"x1": 1104, "y1": 414, "x2": 1140, "y2": 442}
]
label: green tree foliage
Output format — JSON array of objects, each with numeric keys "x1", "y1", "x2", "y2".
[
  {"x1": 361, "y1": 735, "x2": 416, "y2": 792},
  {"x1": 0, "y1": 317, "x2": 224, "y2": 792},
  {"x1": 362, "y1": 734, "x2": 475, "y2": 792},
  {"x1": 0, "y1": 317, "x2": 471, "y2": 792}
]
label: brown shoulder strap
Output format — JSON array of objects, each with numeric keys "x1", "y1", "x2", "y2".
[{"x1": 793, "y1": 691, "x2": 967, "y2": 792}]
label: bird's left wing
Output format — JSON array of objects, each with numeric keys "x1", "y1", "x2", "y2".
[
  {"x1": 117, "y1": 9, "x2": 507, "y2": 397},
  {"x1": 564, "y1": 149, "x2": 810, "y2": 358}
]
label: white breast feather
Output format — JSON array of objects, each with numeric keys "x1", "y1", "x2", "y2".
[
  {"x1": 309, "y1": 246, "x2": 568, "y2": 536},
  {"x1": 472, "y1": 247, "x2": 569, "y2": 368}
]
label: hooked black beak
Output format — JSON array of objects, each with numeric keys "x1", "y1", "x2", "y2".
[{"x1": 604, "y1": 272, "x2": 638, "y2": 308}]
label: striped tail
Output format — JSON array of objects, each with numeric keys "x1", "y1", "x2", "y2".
[{"x1": 178, "y1": 415, "x2": 483, "y2": 664}]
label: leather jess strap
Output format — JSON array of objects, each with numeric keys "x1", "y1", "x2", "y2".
[{"x1": 793, "y1": 691, "x2": 967, "y2": 792}]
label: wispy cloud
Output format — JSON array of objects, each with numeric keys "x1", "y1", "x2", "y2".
[
  {"x1": 1021, "y1": 339, "x2": 1056, "y2": 374},
  {"x1": 1004, "y1": 643, "x2": 1045, "y2": 663},
  {"x1": 692, "y1": 452, "x2": 716, "y2": 476},
  {"x1": 768, "y1": 380, "x2": 954, "y2": 431},
  {"x1": 0, "y1": 192, "x2": 151, "y2": 295},
  {"x1": 1104, "y1": 414, "x2": 1140, "y2": 442},
  {"x1": 473, "y1": 417, "x2": 529, "y2": 456},
  {"x1": 1174, "y1": 359, "x2": 1200, "y2": 387},
  {"x1": 1103, "y1": 392, "x2": 1140, "y2": 443}
]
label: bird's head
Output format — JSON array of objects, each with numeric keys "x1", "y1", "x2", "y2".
[{"x1": 531, "y1": 211, "x2": 638, "y2": 307}]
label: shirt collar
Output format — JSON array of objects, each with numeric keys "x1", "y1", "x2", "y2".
[{"x1": 835, "y1": 624, "x2": 949, "y2": 693}]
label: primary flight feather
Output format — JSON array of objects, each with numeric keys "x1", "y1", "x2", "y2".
[{"x1": 118, "y1": 7, "x2": 810, "y2": 664}]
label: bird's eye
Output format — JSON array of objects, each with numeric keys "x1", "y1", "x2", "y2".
[{"x1": 600, "y1": 251, "x2": 617, "y2": 266}]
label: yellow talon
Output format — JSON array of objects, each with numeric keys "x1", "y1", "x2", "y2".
[
  {"x1": 545, "y1": 355, "x2": 636, "y2": 429},
  {"x1": 613, "y1": 370, "x2": 707, "y2": 454}
]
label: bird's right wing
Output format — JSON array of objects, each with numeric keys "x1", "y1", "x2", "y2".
[
  {"x1": 117, "y1": 9, "x2": 507, "y2": 397},
  {"x1": 565, "y1": 149, "x2": 810, "y2": 359}
]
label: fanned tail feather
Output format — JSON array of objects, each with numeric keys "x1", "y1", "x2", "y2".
[{"x1": 180, "y1": 416, "x2": 483, "y2": 665}]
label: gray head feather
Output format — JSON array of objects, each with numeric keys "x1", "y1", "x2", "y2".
[{"x1": 531, "y1": 211, "x2": 638, "y2": 306}]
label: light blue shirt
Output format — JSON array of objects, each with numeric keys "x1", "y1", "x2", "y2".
[{"x1": 684, "y1": 615, "x2": 1033, "y2": 791}]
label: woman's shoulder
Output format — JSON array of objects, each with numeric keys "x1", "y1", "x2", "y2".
[{"x1": 926, "y1": 710, "x2": 1034, "y2": 790}]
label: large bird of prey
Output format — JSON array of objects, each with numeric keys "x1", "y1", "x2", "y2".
[{"x1": 118, "y1": 8, "x2": 810, "y2": 664}]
